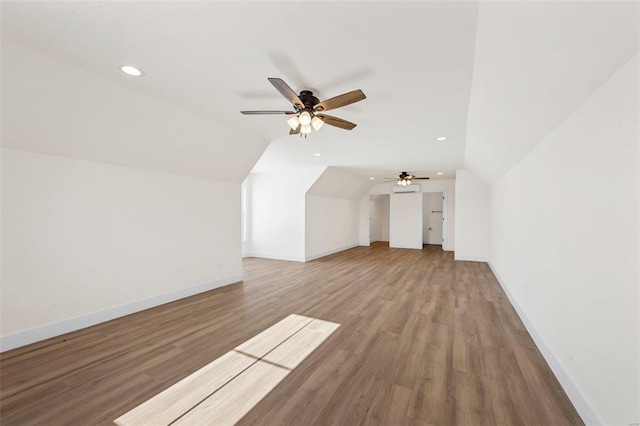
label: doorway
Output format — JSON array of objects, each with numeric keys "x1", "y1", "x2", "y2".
[
  {"x1": 423, "y1": 191, "x2": 444, "y2": 246},
  {"x1": 369, "y1": 194, "x2": 390, "y2": 244}
]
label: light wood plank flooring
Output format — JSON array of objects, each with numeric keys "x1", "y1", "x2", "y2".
[{"x1": 0, "y1": 243, "x2": 583, "y2": 425}]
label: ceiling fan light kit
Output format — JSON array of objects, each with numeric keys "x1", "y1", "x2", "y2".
[
  {"x1": 241, "y1": 78, "x2": 366, "y2": 137},
  {"x1": 386, "y1": 171, "x2": 430, "y2": 186}
]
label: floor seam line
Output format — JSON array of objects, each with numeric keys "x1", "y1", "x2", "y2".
[{"x1": 168, "y1": 316, "x2": 315, "y2": 425}]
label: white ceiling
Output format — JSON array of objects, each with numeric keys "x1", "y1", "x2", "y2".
[
  {"x1": 465, "y1": 1, "x2": 639, "y2": 183},
  {"x1": 1, "y1": 1, "x2": 637, "y2": 184}
]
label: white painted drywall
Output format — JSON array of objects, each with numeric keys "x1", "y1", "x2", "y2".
[
  {"x1": 305, "y1": 168, "x2": 369, "y2": 260},
  {"x1": 389, "y1": 192, "x2": 423, "y2": 249},
  {"x1": 305, "y1": 195, "x2": 359, "y2": 261},
  {"x1": 1, "y1": 149, "x2": 242, "y2": 348},
  {"x1": 358, "y1": 195, "x2": 370, "y2": 246},
  {"x1": 369, "y1": 179, "x2": 456, "y2": 250},
  {"x1": 489, "y1": 54, "x2": 639, "y2": 426},
  {"x1": 247, "y1": 167, "x2": 367, "y2": 262},
  {"x1": 306, "y1": 167, "x2": 373, "y2": 200},
  {"x1": 1, "y1": 40, "x2": 267, "y2": 183},
  {"x1": 246, "y1": 167, "x2": 324, "y2": 262},
  {"x1": 422, "y1": 192, "x2": 443, "y2": 245},
  {"x1": 241, "y1": 179, "x2": 251, "y2": 258},
  {"x1": 465, "y1": 2, "x2": 638, "y2": 184},
  {"x1": 454, "y1": 170, "x2": 489, "y2": 261}
]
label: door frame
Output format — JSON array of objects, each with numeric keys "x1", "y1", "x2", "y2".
[
  {"x1": 365, "y1": 187, "x2": 448, "y2": 250},
  {"x1": 422, "y1": 189, "x2": 448, "y2": 249},
  {"x1": 365, "y1": 190, "x2": 391, "y2": 246}
]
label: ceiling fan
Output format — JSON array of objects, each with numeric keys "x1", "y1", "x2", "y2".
[
  {"x1": 385, "y1": 172, "x2": 430, "y2": 186},
  {"x1": 241, "y1": 78, "x2": 366, "y2": 137}
]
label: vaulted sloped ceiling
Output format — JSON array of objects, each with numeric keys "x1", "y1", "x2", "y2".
[
  {"x1": 307, "y1": 167, "x2": 373, "y2": 201},
  {"x1": 465, "y1": 1, "x2": 639, "y2": 184},
  {"x1": 1, "y1": 40, "x2": 269, "y2": 182},
  {"x1": 1, "y1": 1, "x2": 637, "y2": 184}
]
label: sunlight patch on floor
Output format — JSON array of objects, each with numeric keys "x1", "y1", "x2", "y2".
[{"x1": 114, "y1": 314, "x2": 340, "y2": 426}]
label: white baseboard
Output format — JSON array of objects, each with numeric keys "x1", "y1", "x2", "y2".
[
  {"x1": 488, "y1": 262, "x2": 602, "y2": 426},
  {"x1": 443, "y1": 245, "x2": 455, "y2": 252},
  {"x1": 245, "y1": 252, "x2": 305, "y2": 262},
  {"x1": 454, "y1": 254, "x2": 489, "y2": 262},
  {"x1": 0, "y1": 274, "x2": 242, "y2": 353},
  {"x1": 305, "y1": 243, "x2": 358, "y2": 262}
]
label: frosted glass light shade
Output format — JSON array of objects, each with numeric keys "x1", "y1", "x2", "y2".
[
  {"x1": 299, "y1": 111, "x2": 312, "y2": 126},
  {"x1": 301, "y1": 124, "x2": 311, "y2": 134},
  {"x1": 287, "y1": 115, "x2": 300, "y2": 130},
  {"x1": 311, "y1": 116, "x2": 324, "y2": 131}
]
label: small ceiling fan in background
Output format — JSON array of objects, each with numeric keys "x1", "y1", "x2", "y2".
[
  {"x1": 385, "y1": 172, "x2": 430, "y2": 186},
  {"x1": 241, "y1": 78, "x2": 366, "y2": 137}
]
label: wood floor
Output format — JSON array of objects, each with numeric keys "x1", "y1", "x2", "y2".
[{"x1": 0, "y1": 243, "x2": 583, "y2": 425}]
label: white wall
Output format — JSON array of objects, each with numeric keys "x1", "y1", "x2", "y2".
[
  {"x1": 454, "y1": 170, "x2": 489, "y2": 261},
  {"x1": 246, "y1": 167, "x2": 369, "y2": 262},
  {"x1": 246, "y1": 167, "x2": 324, "y2": 262},
  {"x1": 389, "y1": 192, "x2": 423, "y2": 249},
  {"x1": 305, "y1": 195, "x2": 359, "y2": 261},
  {"x1": 241, "y1": 180, "x2": 250, "y2": 258},
  {"x1": 422, "y1": 192, "x2": 443, "y2": 245},
  {"x1": 358, "y1": 195, "x2": 370, "y2": 246},
  {"x1": 369, "y1": 179, "x2": 456, "y2": 251},
  {"x1": 489, "y1": 54, "x2": 639, "y2": 426},
  {"x1": 305, "y1": 167, "x2": 370, "y2": 260},
  {"x1": 1, "y1": 149, "x2": 242, "y2": 351}
]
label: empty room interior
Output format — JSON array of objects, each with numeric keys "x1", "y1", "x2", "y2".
[{"x1": 1, "y1": 1, "x2": 638, "y2": 425}]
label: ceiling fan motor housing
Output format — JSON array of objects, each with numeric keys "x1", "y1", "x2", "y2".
[{"x1": 299, "y1": 90, "x2": 320, "y2": 110}]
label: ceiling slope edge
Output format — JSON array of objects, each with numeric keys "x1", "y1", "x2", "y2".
[
  {"x1": 1, "y1": 40, "x2": 269, "y2": 183},
  {"x1": 463, "y1": 1, "x2": 639, "y2": 186}
]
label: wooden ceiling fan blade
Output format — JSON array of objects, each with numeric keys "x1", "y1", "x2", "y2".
[
  {"x1": 289, "y1": 124, "x2": 301, "y2": 135},
  {"x1": 314, "y1": 89, "x2": 366, "y2": 112},
  {"x1": 316, "y1": 114, "x2": 357, "y2": 130},
  {"x1": 268, "y1": 78, "x2": 304, "y2": 109},
  {"x1": 240, "y1": 110, "x2": 296, "y2": 115},
  {"x1": 412, "y1": 177, "x2": 430, "y2": 180}
]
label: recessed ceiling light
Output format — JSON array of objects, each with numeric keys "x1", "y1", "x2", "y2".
[
  {"x1": 369, "y1": 177, "x2": 375, "y2": 180},
  {"x1": 313, "y1": 153, "x2": 322, "y2": 157},
  {"x1": 436, "y1": 136, "x2": 448, "y2": 141},
  {"x1": 437, "y1": 172, "x2": 443, "y2": 175},
  {"x1": 120, "y1": 65, "x2": 143, "y2": 77}
]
